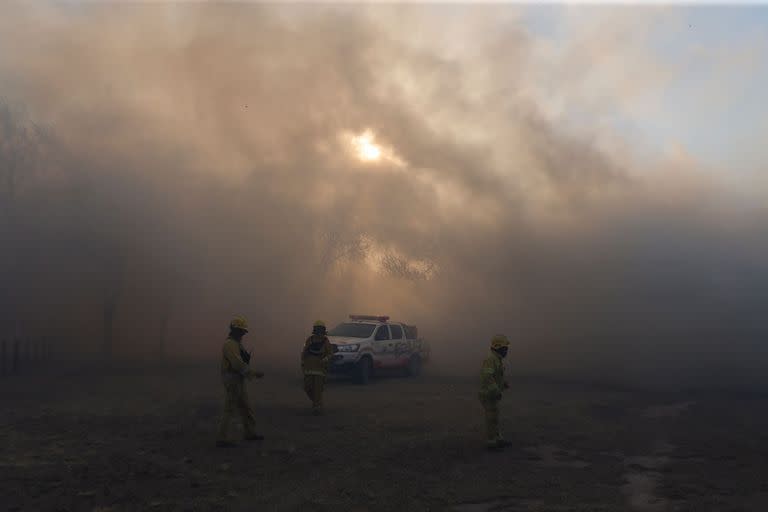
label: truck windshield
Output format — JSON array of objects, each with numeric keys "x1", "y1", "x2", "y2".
[{"x1": 328, "y1": 323, "x2": 377, "y2": 338}]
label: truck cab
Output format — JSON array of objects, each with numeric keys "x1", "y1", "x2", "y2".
[{"x1": 328, "y1": 315, "x2": 429, "y2": 384}]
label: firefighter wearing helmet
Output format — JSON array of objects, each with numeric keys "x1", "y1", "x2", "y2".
[
  {"x1": 216, "y1": 315, "x2": 265, "y2": 447},
  {"x1": 301, "y1": 320, "x2": 334, "y2": 415},
  {"x1": 478, "y1": 334, "x2": 511, "y2": 451}
]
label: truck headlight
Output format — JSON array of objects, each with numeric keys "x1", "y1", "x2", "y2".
[{"x1": 337, "y1": 344, "x2": 360, "y2": 352}]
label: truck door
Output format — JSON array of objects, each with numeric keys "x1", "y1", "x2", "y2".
[
  {"x1": 389, "y1": 324, "x2": 408, "y2": 367},
  {"x1": 372, "y1": 325, "x2": 392, "y2": 368}
]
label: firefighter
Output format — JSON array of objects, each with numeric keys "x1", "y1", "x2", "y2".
[
  {"x1": 479, "y1": 334, "x2": 511, "y2": 451},
  {"x1": 301, "y1": 320, "x2": 334, "y2": 415},
  {"x1": 216, "y1": 315, "x2": 265, "y2": 447}
]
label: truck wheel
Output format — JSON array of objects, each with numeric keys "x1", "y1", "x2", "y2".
[
  {"x1": 354, "y1": 357, "x2": 372, "y2": 385},
  {"x1": 407, "y1": 355, "x2": 422, "y2": 377}
]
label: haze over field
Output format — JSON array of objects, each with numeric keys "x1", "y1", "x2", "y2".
[{"x1": 1, "y1": 2, "x2": 767, "y2": 385}]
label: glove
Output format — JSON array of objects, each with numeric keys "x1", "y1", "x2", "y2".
[
  {"x1": 240, "y1": 349, "x2": 252, "y2": 364},
  {"x1": 250, "y1": 370, "x2": 265, "y2": 379}
]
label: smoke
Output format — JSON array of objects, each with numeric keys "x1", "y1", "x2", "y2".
[{"x1": 1, "y1": 3, "x2": 766, "y2": 386}]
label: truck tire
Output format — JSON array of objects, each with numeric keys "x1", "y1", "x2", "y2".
[
  {"x1": 354, "y1": 357, "x2": 372, "y2": 385},
  {"x1": 406, "y1": 355, "x2": 422, "y2": 377}
]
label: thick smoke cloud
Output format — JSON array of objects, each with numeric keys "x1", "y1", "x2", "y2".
[{"x1": 1, "y1": 3, "x2": 766, "y2": 387}]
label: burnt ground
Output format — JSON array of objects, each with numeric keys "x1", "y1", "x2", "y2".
[{"x1": 3, "y1": 363, "x2": 768, "y2": 511}]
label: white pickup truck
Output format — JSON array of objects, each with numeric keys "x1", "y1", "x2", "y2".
[{"x1": 328, "y1": 315, "x2": 430, "y2": 384}]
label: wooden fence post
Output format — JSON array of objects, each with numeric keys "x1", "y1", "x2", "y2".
[{"x1": 12, "y1": 338, "x2": 20, "y2": 374}]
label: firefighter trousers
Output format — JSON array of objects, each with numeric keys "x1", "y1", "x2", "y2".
[
  {"x1": 480, "y1": 398, "x2": 501, "y2": 445},
  {"x1": 217, "y1": 378, "x2": 257, "y2": 441},
  {"x1": 303, "y1": 374, "x2": 326, "y2": 409}
]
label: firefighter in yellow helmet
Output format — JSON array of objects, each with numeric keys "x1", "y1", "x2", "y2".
[
  {"x1": 479, "y1": 334, "x2": 511, "y2": 451},
  {"x1": 301, "y1": 320, "x2": 334, "y2": 415},
  {"x1": 216, "y1": 315, "x2": 265, "y2": 447}
]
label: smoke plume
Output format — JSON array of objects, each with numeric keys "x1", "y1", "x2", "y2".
[{"x1": 1, "y1": 3, "x2": 766, "y2": 387}]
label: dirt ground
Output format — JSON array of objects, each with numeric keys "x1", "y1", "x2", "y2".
[{"x1": 3, "y1": 363, "x2": 768, "y2": 512}]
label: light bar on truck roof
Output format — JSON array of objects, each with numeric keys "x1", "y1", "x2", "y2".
[{"x1": 349, "y1": 314, "x2": 390, "y2": 322}]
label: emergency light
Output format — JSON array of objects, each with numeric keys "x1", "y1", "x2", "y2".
[{"x1": 349, "y1": 314, "x2": 390, "y2": 322}]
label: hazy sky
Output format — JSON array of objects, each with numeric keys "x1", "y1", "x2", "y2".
[{"x1": 521, "y1": 4, "x2": 768, "y2": 198}]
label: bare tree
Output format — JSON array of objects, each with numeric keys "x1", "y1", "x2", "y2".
[
  {"x1": 319, "y1": 230, "x2": 439, "y2": 282},
  {"x1": 379, "y1": 252, "x2": 437, "y2": 282},
  {"x1": 318, "y1": 231, "x2": 371, "y2": 272},
  {"x1": 0, "y1": 100, "x2": 51, "y2": 220},
  {"x1": 0, "y1": 100, "x2": 52, "y2": 338},
  {"x1": 101, "y1": 257, "x2": 124, "y2": 360},
  {"x1": 156, "y1": 268, "x2": 178, "y2": 362}
]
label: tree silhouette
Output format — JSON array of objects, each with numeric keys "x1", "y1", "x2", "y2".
[
  {"x1": 319, "y1": 231, "x2": 371, "y2": 272},
  {"x1": 0, "y1": 100, "x2": 52, "y2": 338},
  {"x1": 0, "y1": 100, "x2": 50, "y2": 220}
]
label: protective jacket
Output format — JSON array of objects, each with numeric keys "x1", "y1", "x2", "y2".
[
  {"x1": 220, "y1": 337, "x2": 260, "y2": 382},
  {"x1": 301, "y1": 334, "x2": 333, "y2": 376},
  {"x1": 479, "y1": 351, "x2": 505, "y2": 402}
]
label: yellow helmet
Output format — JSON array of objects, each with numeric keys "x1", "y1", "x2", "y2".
[
  {"x1": 230, "y1": 315, "x2": 249, "y2": 332},
  {"x1": 313, "y1": 320, "x2": 326, "y2": 328},
  {"x1": 490, "y1": 334, "x2": 510, "y2": 349}
]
